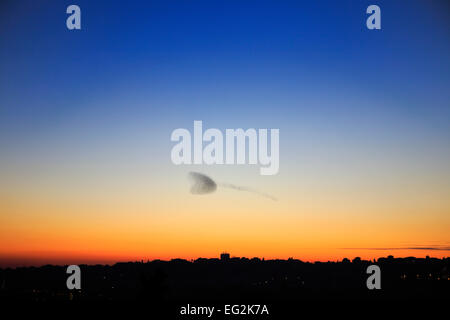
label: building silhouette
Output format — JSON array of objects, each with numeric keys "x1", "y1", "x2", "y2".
[{"x1": 220, "y1": 252, "x2": 230, "y2": 261}]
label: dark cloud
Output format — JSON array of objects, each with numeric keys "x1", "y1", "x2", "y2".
[
  {"x1": 219, "y1": 183, "x2": 277, "y2": 201},
  {"x1": 188, "y1": 172, "x2": 217, "y2": 194},
  {"x1": 342, "y1": 246, "x2": 450, "y2": 251},
  {"x1": 187, "y1": 172, "x2": 277, "y2": 201}
]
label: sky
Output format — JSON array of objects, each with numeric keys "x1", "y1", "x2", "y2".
[{"x1": 0, "y1": 0, "x2": 449, "y2": 267}]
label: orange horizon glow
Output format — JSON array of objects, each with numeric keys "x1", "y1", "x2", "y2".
[{"x1": 1, "y1": 164, "x2": 449, "y2": 268}]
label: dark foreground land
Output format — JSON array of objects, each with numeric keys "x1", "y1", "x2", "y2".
[{"x1": 1, "y1": 255, "x2": 449, "y2": 304}]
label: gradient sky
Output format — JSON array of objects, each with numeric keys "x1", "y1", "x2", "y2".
[{"x1": 1, "y1": 0, "x2": 449, "y2": 267}]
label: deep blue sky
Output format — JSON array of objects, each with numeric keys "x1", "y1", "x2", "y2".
[{"x1": 0, "y1": 0, "x2": 449, "y2": 168}]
